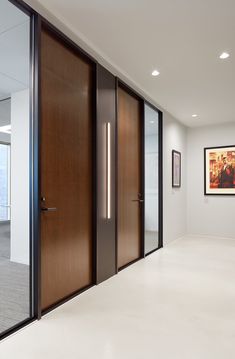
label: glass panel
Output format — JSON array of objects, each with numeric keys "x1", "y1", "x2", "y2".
[
  {"x1": 0, "y1": 143, "x2": 10, "y2": 221},
  {"x1": 145, "y1": 104, "x2": 159, "y2": 254},
  {"x1": 0, "y1": 0, "x2": 30, "y2": 335}
]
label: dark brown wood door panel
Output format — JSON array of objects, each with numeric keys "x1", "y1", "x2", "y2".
[
  {"x1": 40, "y1": 28, "x2": 93, "y2": 310},
  {"x1": 117, "y1": 86, "x2": 142, "y2": 269}
]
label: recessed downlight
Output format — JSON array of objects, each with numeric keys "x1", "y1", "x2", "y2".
[
  {"x1": 0, "y1": 125, "x2": 11, "y2": 134},
  {"x1": 220, "y1": 52, "x2": 230, "y2": 59},
  {"x1": 152, "y1": 70, "x2": 160, "y2": 76},
  {"x1": 192, "y1": 114, "x2": 198, "y2": 118}
]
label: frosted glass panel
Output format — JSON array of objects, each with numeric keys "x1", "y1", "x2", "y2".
[{"x1": 145, "y1": 105, "x2": 159, "y2": 254}]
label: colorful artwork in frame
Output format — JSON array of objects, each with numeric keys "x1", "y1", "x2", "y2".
[
  {"x1": 204, "y1": 146, "x2": 235, "y2": 195},
  {"x1": 172, "y1": 150, "x2": 181, "y2": 188}
]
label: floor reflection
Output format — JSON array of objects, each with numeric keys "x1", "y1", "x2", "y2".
[{"x1": 0, "y1": 223, "x2": 29, "y2": 333}]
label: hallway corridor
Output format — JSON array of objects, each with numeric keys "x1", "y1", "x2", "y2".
[{"x1": 1, "y1": 235, "x2": 235, "y2": 359}]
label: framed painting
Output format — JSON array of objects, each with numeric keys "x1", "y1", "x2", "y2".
[
  {"x1": 172, "y1": 150, "x2": 181, "y2": 188},
  {"x1": 204, "y1": 145, "x2": 235, "y2": 195}
]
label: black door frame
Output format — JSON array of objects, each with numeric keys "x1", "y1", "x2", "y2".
[
  {"x1": 1, "y1": 0, "x2": 163, "y2": 341},
  {"x1": 115, "y1": 80, "x2": 163, "y2": 273},
  {"x1": 144, "y1": 101, "x2": 163, "y2": 255}
]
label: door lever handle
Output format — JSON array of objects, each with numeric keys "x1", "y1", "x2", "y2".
[
  {"x1": 132, "y1": 199, "x2": 144, "y2": 203},
  {"x1": 41, "y1": 207, "x2": 57, "y2": 212}
]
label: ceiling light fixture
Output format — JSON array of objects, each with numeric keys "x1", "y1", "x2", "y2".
[
  {"x1": 152, "y1": 70, "x2": 160, "y2": 76},
  {"x1": 0, "y1": 125, "x2": 11, "y2": 134},
  {"x1": 192, "y1": 114, "x2": 198, "y2": 118},
  {"x1": 150, "y1": 120, "x2": 155, "y2": 124},
  {"x1": 220, "y1": 52, "x2": 230, "y2": 59}
]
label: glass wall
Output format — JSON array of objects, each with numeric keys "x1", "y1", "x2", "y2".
[
  {"x1": 0, "y1": 143, "x2": 10, "y2": 221},
  {"x1": 0, "y1": 0, "x2": 30, "y2": 335},
  {"x1": 144, "y1": 104, "x2": 159, "y2": 254}
]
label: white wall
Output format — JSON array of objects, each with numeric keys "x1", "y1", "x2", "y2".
[
  {"x1": 10, "y1": 89, "x2": 29, "y2": 265},
  {"x1": 163, "y1": 113, "x2": 187, "y2": 245},
  {"x1": 187, "y1": 122, "x2": 235, "y2": 239}
]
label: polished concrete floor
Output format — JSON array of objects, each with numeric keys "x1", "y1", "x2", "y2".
[{"x1": 1, "y1": 235, "x2": 235, "y2": 358}]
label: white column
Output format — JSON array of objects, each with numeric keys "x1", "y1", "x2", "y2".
[{"x1": 10, "y1": 89, "x2": 29, "y2": 265}]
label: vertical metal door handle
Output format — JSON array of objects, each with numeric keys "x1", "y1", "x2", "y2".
[{"x1": 106, "y1": 122, "x2": 111, "y2": 219}]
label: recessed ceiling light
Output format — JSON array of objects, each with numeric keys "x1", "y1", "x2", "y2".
[
  {"x1": 152, "y1": 70, "x2": 160, "y2": 76},
  {"x1": 220, "y1": 52, "x2": 230, "y2": 59},
  {"x1": 192, "y1": 114, "x2": 198, "y2": 118},
  {"x1": 150, "y1": 120, "x2": 155, "y2": 124},
  {"x1": 0, "y1": 125, "x2": 11, "y2": 134}
]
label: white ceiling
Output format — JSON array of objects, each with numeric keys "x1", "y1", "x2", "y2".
[
  {"x1": 0, "y1": 0, "x2": 29, "y2": 100},
  {"x1": 30, "y1": 0, "x2": 235, "y2": 128}
]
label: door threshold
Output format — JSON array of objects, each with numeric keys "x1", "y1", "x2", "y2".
[
  {"x1": 145, "y1": 245, "x2": 163, "y2": 257},
  {"x1": 118, "y1": 257, "x2": 142, "y2": 272},
  {"x1": 42, "y1": 283, "x2": 94, "y2": 316}
]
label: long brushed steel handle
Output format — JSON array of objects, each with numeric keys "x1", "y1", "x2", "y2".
[{"x1": 132, "y1": 199, "x2": 144, "y2": 202}]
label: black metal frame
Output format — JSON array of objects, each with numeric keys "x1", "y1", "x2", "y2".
[
  {"x1": 114, "y1": 77, "x2": 119, "y2": 274},
  {"x1": 32, "y1": 12, "x2": 41, "y2": 322},
  {"x1": 0, "y1": 97, "x2": 11, "y2": 103},
  {"x1": 1, "y1": 0, "x2": 164, "y2": 341},
  {"x1": 144, "y1": 101, "x2": 163, "y2": 255},
  {"x1": 158, "y1": 110, "x2": 163, "y2": 248},
  {"x1": 172, "y1": 150, "x2": 181, "y2": 188},
  {"x1": 8, "y1": 0, "x2": 35, "y2": 14},
  {"x1": 204, "y1": 145, "x2": 235, "y2": 196}
]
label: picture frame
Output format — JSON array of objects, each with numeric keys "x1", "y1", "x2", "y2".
[
  {"x1": 204, "y1": 145, "x2": 235, "y2": 195},
  {"x1": 172, "y1": 150, "x2": 181, "y2": 188}
]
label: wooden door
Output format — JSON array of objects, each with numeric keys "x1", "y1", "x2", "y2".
[
  {"x1": 117, "y1": 86, "x2": 142, "y2": 269},
  {"x1": 40, "y1": 27, "x2": 93, "y2": 311}
]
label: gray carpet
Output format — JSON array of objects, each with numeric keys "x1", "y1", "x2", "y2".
[
  {"x1": 0, "y1": 223, "x2": 30, "y2": 334},
  {"x1": 0, "y1": 223, "x2": 10, "y2": 259}
]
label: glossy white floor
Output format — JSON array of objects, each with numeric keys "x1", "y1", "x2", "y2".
[{"x1": 1, "y1": 235, "x2": 235, "y2": 359}]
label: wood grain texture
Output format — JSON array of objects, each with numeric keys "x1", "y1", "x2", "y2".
[
  {"x1": 40, "y1": 28, "x2": 93, "y2": 310},
  {"x1": 117, "y1": 86, "x2": 142, "y2": 269}
]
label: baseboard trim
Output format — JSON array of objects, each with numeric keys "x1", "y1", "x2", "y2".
[{"x1": 187, "y1": 233, "x2": 235, "y2": 241}]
